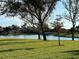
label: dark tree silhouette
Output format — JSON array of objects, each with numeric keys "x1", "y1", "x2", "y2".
[
  {"x1": 62, "y1": 0, "x2": 79, "y2": 41},
  {"x1": 0, "y1": 26, "x2": 3, "y2": 34},
  {"x1": 0, "y1": 0, "x2": 59, "y2": 41},
  {"x1": 76, "y1": 26, "x2": 79, "y2": 34}
]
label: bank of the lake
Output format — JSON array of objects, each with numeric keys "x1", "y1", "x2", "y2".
[
  {"x1": 0, "y1": 39, "x2": 79, "y2": 59},
  {"x1": 0, "y1": 34, "x2": 79, "y2": 40},
  {"x1": 53, "y1": 33, "x2": 79, "y2": 38}
]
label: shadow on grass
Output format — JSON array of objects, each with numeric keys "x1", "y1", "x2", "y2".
[
  {"x1": 62, "y1": 50, "x2": 79, "y2": 59},
  {"x1": 0, "y1": 48, "x2": 35, "y2": 53},
  {"x1": 0, "y1": 39, "x2": 23, "y2": 41},
  {"x1": 63, "y1": 50, "x2": 79, "y2": 55},
  {"x1": 0, "y1": 42, "x2": 27, "y2": 46},
  {"x1": 67, "y1": 58, "x2": 75, "y2": 59},
  {"x1": 0, "y1": 41, "x2": 42, "y2": 46}
]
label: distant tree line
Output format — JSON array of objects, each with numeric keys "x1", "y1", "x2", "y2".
[
  {"x1": 0, "y1": 24, "x2": 79, "y2": 35},
  {"x1": 0, "y1": 23, "x2": 50, "y2": 35}
]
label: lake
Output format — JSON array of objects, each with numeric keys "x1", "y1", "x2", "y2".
[{"x1": 0, "y1": 34, "x2": 79, "y2": 40}]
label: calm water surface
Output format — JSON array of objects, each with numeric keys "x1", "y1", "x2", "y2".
[{"x1": 0, "y1": 34, "x2": 79, "y2": 40}]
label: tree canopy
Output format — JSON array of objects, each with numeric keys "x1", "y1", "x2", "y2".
[{"x1": 0, "y1": 0, "x2": 59, "y2": 40}]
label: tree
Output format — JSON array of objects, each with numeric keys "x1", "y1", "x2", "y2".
[
  {"x1": 36, "y1": 23, "x2": 49, "y2": 39},
  {"x1": 0, "y1": 26, "x2": 3, "y2": 34},
  {"x1": 11, "y1": 25, "x2": 20, "y2": 30},
  {"x1": 0, "y1": 0, "x2": 58, "y2": 41},
  {"x1": 76, "y1": 26, "x2": 79, "y2": 34},
  {"x1": 62, "y1": 0, "x2": 79, "y2": 40},
  {"x1": 21, "y1": 17, "x2": 41, "y2": 39},
  {"x1": 51, "y1": 16, "x2": 63, "y2": 46},
  {"x1": 3, "y1": 26, "x2": 12, "y2": 33}
]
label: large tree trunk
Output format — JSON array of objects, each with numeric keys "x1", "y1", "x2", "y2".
[
  {"x1": 38, "y1": 32, "x2": 41, "y2": 39},
  {"x1": 72, "y1": 31, "x2": 75, "y2": 41},
  {"x1": 41, "y1": 24, "x2": 47, "y2": 41},
  {"x1": 72, "y1": 24, "x2": 75, "y2": 41},
  {"x1": 58, "y1": 32, "x2": 60, "y2": 46}
]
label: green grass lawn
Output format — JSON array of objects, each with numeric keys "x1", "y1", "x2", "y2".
[{"x1": 0, "y1": 38, "x2": 79, "y2": 59}]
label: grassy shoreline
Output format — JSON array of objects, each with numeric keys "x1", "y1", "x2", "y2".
[
  {"x1": 0, "y1": 38, "x2": 79, "y2": 59},
  {"x1": 1, "y1": 33, "x2": 79, "y2": 39}
]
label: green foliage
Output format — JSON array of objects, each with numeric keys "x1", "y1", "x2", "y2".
[{"x1": 0, "y1": 0, "x2": 58, "y2": 40}]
